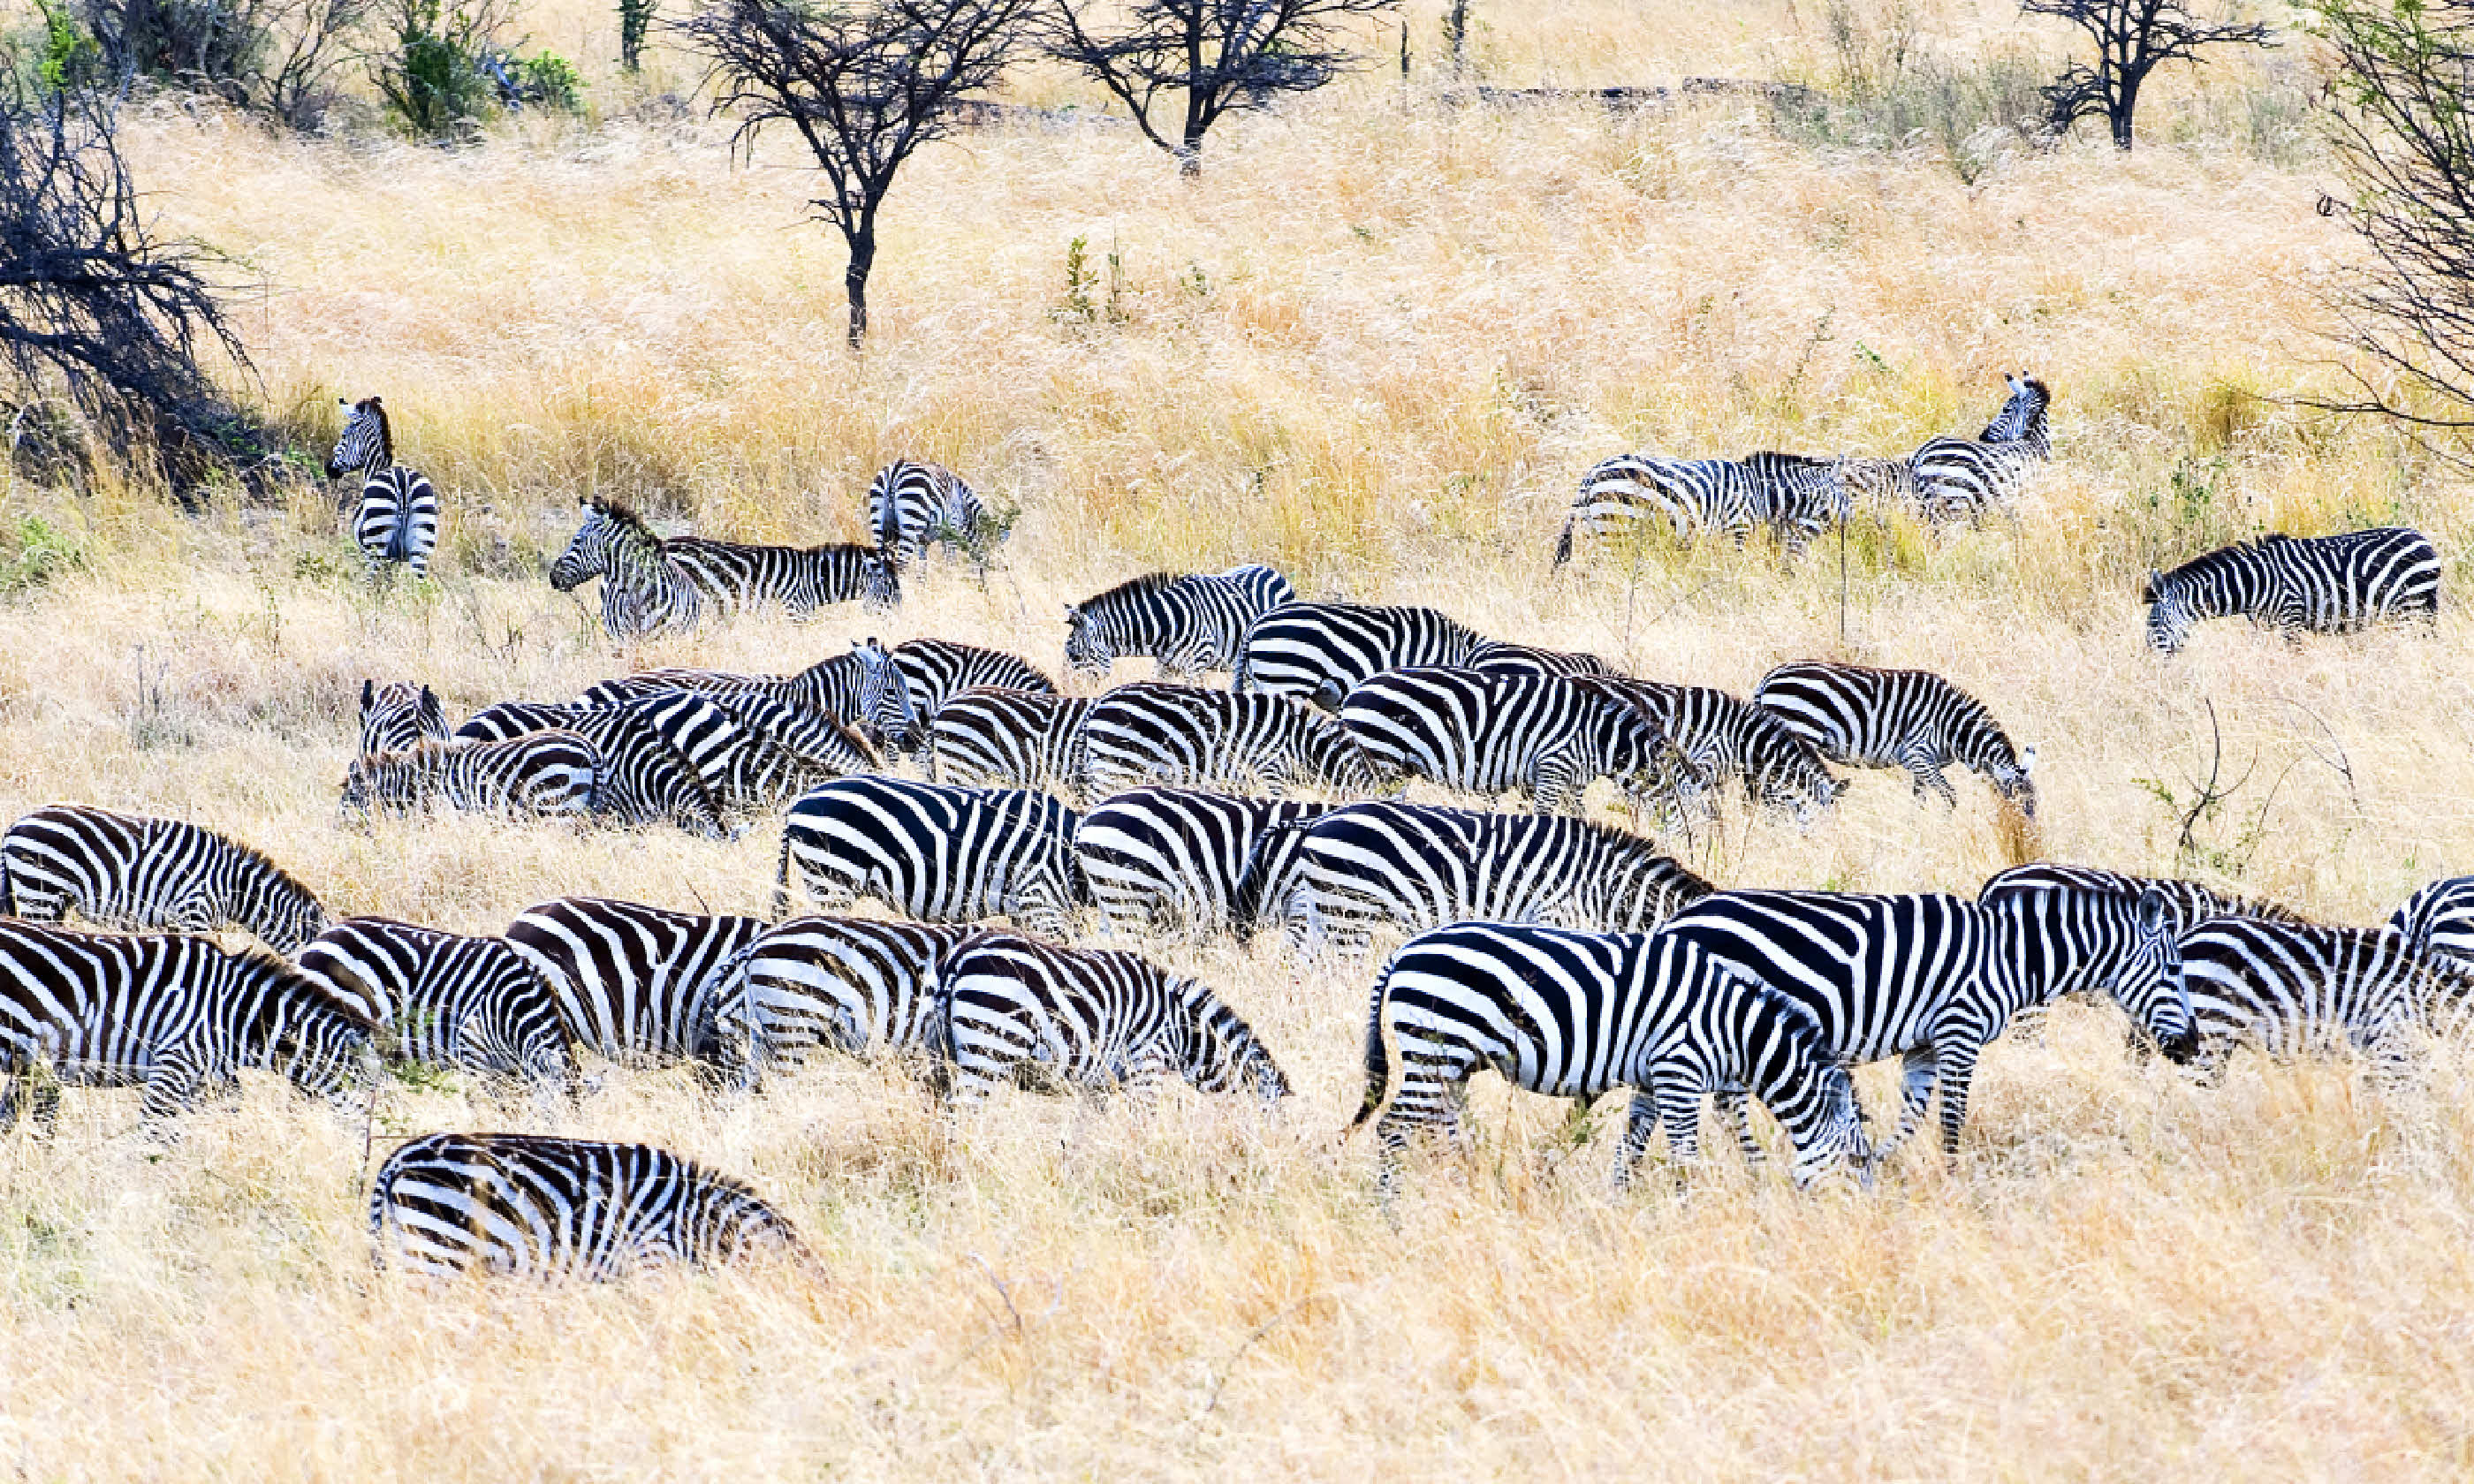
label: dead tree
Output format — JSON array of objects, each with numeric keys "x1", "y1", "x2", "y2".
[
  {"x1": 682, "y1": 0, "x2": 1031, "y2": 349},
  {"x1": 1045, "y1": 0, "x2": 1401, "y2": 177},
  {"x1": 2022, "y1": 0, "x2": 2270, "y2": 149}
]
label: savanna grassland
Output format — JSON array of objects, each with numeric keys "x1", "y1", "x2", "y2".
[{"x1": 8, "y1": 0, "x2": 2474, "y2": 1476}]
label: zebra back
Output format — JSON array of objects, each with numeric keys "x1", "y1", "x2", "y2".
[
  {"x1": 505, "y1": 897, "x2": 770, "y2": 1065},
  {"x1": 1586, "y1": 677, "x2": 1840, "y2": 824},
  {"x1": 664, "y1": 536, "x2": 892, "y2": 619},
  {"x1": 930, "y1": 687, "x2": 1094, "y2": 795},
  {"x1": 0, "y1": 805, "x2": 329, "y2": 951},
  {"x1": 2390, "y1": 874, "x2": 2474, "y2": 965},
  {"x1": 295, "y1": 917, "x2": 572, "y2": 1086},
  {"x1": 1074, "y1": 788, "x2": 1331, "y2": 935},
  {"x1": 1079, "y1": 682, "x2": 1378, "y2": 798},
  {"x1": 774, "y1": 777, "x2": 1087, "y2": 935},
  {"x1": 1982, "y1": 864, "x2": 2304, "y2": 928},
  {"x1": 1337, "y1": 666, "x2": 1683, "y2": 814},
  {"x1": 2180, "y1": 917, "x2": 2470, "y2": 1073},
  {"x1": 711, "y1": 916, "x2": 977, "y2": 1081},
  {"x1": 1232, "y1": 602, "x2": 1489, "y2": 708}
]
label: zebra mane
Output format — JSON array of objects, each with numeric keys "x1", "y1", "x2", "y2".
[
  {"x1": 2152, "y1": 534, "x2": 2289, "y2": 594},
  {"x1": 236, "y1": 942, "x2": 382, "y2": 1031},
  {"x1": 201, "y1": 827, "x2": 325, "y2": 912},
  {"x1": 362, "y1": 397, "x2": 393, "y2": 464},
  {"x1": 1079, "y1": 571, "x2": 1189, "y2": 608},
  {"x1": 585, "y1": 495, "x2": 667, "y2": 549}
]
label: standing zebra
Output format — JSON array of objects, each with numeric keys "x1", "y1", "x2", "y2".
[
  {"x1": 856, "y1": 638, "x2": 1058, "y2": 754},
  {"x1": 1239, "y1": 800, "x2": 1712, "y2": 952},
  {"x1": 867, "y1": 460, "x2": 1003, "y2": 570},
  {"x1": 505, "y1": 897, "x2": 769, "y2": 1067},
  {"x1": 1232, "y1": 602, "x2": 1490, "y2": 710},
  {"x1": 1074, "y1": 789, "x2": 1330, "y2": 936},
  {"x1": 1655, "y1": 888, "x2": 2192, "y2": 1155},
  {"x1": 325, "y1": 396, "x2": 440, "y2": 579},
  {"x1": 712, "y1": 917, "x2": 977, "y2": 1086},
  {"x1": 2389, "y1": 874, "x2": 2474, "y2": 967},
  {"x1": 1, "y1": 805, "x2": 328, "y2": 951},
  {"x1": 1753, "y1": 662, "x2": 2037, "y2": 817},
  {"x1": 341, "y1": 733, "x2": 602, "y2": 823},
  {"x1": 1076, "y1": 682, "x2": 1380, "y2": 799},
  {"x1": 1337, "y1": 667, "x2": 1688, "y2": 815},
  {"x1": 933, "y1": 931, "x2": 1287, "y2": 1107},
  {"x1": 359, "y1": 680, "x2": 448, "y2": 755},
  {"x1": 295, "y1": 918, "x2": 573, "y2": 1089},
  {"x1": 774, "y1": 777, "x2": 1086, "y2": 937},
  {"x1": 930, "y1": 688, "x2": 1095, "y2": 797},
  {"x1": 1906, "y1": 374, "x2": 2051, "y2": 522},
  {"x1": 664, "y1": 534, "x2": 899, "y2": 618},
  {"x1": 1354, "y1": 921, "x2": 1869, "y2": 1188},
  {"x1": 0, "y1": 923, "x2": 375, "y2": 1125},
  {"x1": 1062, "y1": 564, "x2": 1297, "y2": 680},
  {"x1": 2180, "y1": 917, "x2": 2474, "y2": 1082},
  {"x1": 371, "y1": 1132, "x2": 809, "y2": 1280},
  {"x1": 550, "y1": 496, "x2": 703, "y2": 640},
  {"x1": 1552, "y1": 450, "x2": 1849, "y2": 564},
  {"x1": 2141, "y1": 527, "x2": 2440, "y2": 655},
  {"x1": 1589, "y1": 677, "x2": 1843, "y2": 827}
]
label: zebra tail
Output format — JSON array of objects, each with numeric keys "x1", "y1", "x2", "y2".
[
  {"x1": 1228, "y1": 822, "x2": 1301, "y2": 944},
  {"x1": 0, "y1": 849, "x2": 13, "y2": 918},
  {"x1": 769, "y1": 825, "x2": 798, "y2": 920},
  {"x1": 1348, "y1": 959, "x2": 1400, "y2": 1134},
  {"x1": 1552, "y1": 519, "x2": 1575, "y2": 568}
]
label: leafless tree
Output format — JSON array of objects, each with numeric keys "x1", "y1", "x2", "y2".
[
  {"x1": 78, "y1": 0, "x2": 376, "y2": 131},
  {"x1": 681, "y1": 0, "x2": 1031, "y2": 348},
  {"x1": 2022, "y1": 0, "x2": 2269, "y2": 149},
  {"x1": 1046, "y1": 0, "x2": 1400, "y2": 177}
]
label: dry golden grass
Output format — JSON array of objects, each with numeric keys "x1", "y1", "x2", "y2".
[{"x1": 4, "y1": 0, "x2": 2474, "y2": 1476}]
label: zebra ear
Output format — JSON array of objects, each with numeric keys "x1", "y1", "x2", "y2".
[
  {"x1": 359, "y1": 678, "x2": 373, "y2": 708},
  {"x1": 2135, "y1": 887, "x2": 2178, "y2": 936},
  {"x1": 2021, "y1": 746, "x2": 2038, "y2": 774},
  {"x1": 337, "y1": 397, "x2": 351, "y2": 409},
  {"x1": 2138, "y1": 571, "x2": 2161, "y2": 604}
]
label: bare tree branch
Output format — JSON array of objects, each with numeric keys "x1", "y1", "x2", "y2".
[{"x1": 2021, "y1": 0, "x2": 2271, "y2": 148}]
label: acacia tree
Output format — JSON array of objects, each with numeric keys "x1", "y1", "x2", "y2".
[
  {"x1": 682, "y1": 0, "x2": 1032, "y2": 348},
  {"x1": 2022, "y1": 0, "x2": 2270, "y2": 148},
  {"x1": 1046, "y1": 0, "x2": 1401, "y2": 177}
]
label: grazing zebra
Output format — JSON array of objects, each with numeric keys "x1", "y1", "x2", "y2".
[
  {"x1": 1907, "y1": 374, "x2": 2051, "y2": 521},
  {"x1": 0, "y1": 805, "x2": 328, "y2": 952},
  {"x1": 1238, "y1": 800, "x2": 1712, "y2": 953},
  {"x1": 1353, "y1": 921, "x2": 1869, "y2": 1187},
  {"x1": 2141, "y1": 527, "x2": 2440, "y2": 655},
  {"x1": 451, "y1": 700, "x2": 731, "y2": 837},
  {"x1": 1464, "y1": 640, "x2": 1614, "y2": 678},
  {"x1": 505, "y1": 897, "x2": 768, "y2": 1067},
  {"x1": 0, "y1": 923, "x2": 374, "y2": 1124},
  {"x1": 1233, "y1": 602, "x2": 1489, "y2": 709},
  {"x1": 1589, "y1": 677, "x2": 1844, "y2": 826},
  {"x1": 359, "y1": 680, "x2": 447, "y2": 756},
  {"x1": 550, "y1": 496, "x2": 703, "y2": 640},
  {"x1": 1337, "y1": 668, "x2": 1689, "y2": 814},
  {"x1": 1656, "y1": 888, "x2": 2193, "y2": 1155},
  {"x1": 1552, "y1": 450, "x2": 1849, "y2": 564},
  {"x1": 774, "y1": 777, "x2": 1086, "y2": 937},
  {"x1": 626, "y1": 690, "x2": 873, "y2": 813},
  {"x1": 930, "y1": 688, "x2": 1094, "y2": 796},
  {"x1": 581, "y1": 655, "x2": 880, "y2": 761},
  {"x1": 1077, "y1": 683, "x2": 1381, "y2": 799},
  {"x1": 1753, "y1": 662, "x2": 2037, "y2": 817},
  {"x1": 664, "y1": 534, "x2": 898, "y2": 617},
  {"x1": 1981, "y1": 864, "x2": 2305, "y2": 927},
  {"x1": 856, "y1": 638, "x2": 1058, "y2": 754},
  {"x1": 2180, "y1": 917, "x2": 2474, "y2": 1082},
  {"x1": 296, "y1": 918, "x2": 573, "y2": 1088},
  {"x1": 342, "y1": 732, "x2": 602, "y2": 824},
  {"x1": 325, "y1": 396, "x2": 440, "y2": 579},
  {"x1": 933, "y1": 931, "x2": 1287, "y2": 1106},
  {"x1": 867, "y1": 460, "x2": 1003, "y2": 570},
  {"x1": 711, "y1": 917, "x2": 976, "y2": 1086},
  {"x1": 1062, "y1": 564, "x2": 1297, "y2": 680},
  {"x1": 1074, "y1": 789, "x2": 1330, "y2": 936},
  {"x1": 370, "y1": 1132, "x2": 809, "y2": 1280},
  {"x1": 2390, "y1": 874, "x2": 2474, "y2": 967}
]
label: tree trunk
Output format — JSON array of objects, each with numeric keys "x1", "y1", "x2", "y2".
[
  {"x1": 2110, "y1": 69, "x2": 2141, "y2": 150},
  {"x1": 845, "y1": 226, "x2": 876, "y2": 349},
  {"x1": 1179, "y1": 118, "x2": 1204, "y2": 178},
  {"x1": 1446, "y1": 0, "x2": 1469, "y2": 77}
]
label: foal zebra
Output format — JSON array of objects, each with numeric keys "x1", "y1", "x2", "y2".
[
  {"x1": 296, "y1": 918, "x2": 573, "y2": 1088},
  {"x1": 1077, "y1": 683, "x2": 1381, "y2": 799},
  {"x1": 2141, "y1": 527, "x2": 2440, "y2": 655},
  {"x1": 1, "y1": 805, "x2": 328, "y2": 952},
  {"x1": 856, "y1": 638, "x2": 1058, "y2": 754},
  {"x1": 342, "y1": 733, "x2": 602, "y2": 823},
  {"x1": 2390, "y1": 874, "x2": 2474, "y2": 968},
  {"x1": 2180, "y1": 917, "x2": 2474, "y2": 1082},
  {"x1": 1233, "y1": 602, "x2": 1489, "y2": 709},
  {"x1": 774, "y1": 777, "x2": 1086, "y2": 937},
  {"x1": 1753, "y1": 662, "x2": 2037, "y2": 817},
  {"x1": 1337, "y1": 668, "x2": 1687, "y2": 814},
  {"x1": 359, "y1": 680, "x2": 448, "y2": 755},
  {"x1": 867, "y1": 460, "x2": 1003, "y2": 571},
  {"x1": 1074, "y1": 789, "x2": 1331, "y2": 936},
  {"x1": 1907, "y1": 374, "x2": 2051, "y2": 521},
  {"x1": 550, "y1": 496, "x2": 702, "y2": 640},
  {"x1": 1355, "y1": 921, "x2": 1868, "y2": 1189},
  {"x1": 933, "y1": 931, "x2": 1288, "y2": 1107},
  {"x1": 326, "y1": 396, "x2": 439, "y2": 579},
  {"x1": 1553, "y1": 450, "x2": 1849, "y2": 564},
  {"x1": 712, "y1": 917, "x2": 976, "y2": 1086},
  {"x1": 1062, "y1": 564, "x2": 1296, "y2": 680},
  {"x1": 505, "y1": 897, "x2": 769, "y2": 1067},
  {"x1": 930, "y1": 688, "x2": 1094, "y2": 797},
  {"x1": 371, "y1": 1132, "x2": 809, "y2": 1281},
  {"x1": 1589, "y1": 678, "x2": 1844, "y2": 826},
  {"x1": 665, "y1": 535, "x2": 897, "y2": 618}
]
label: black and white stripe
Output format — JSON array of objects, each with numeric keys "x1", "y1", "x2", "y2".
[
  {"x1": 1062, "y1": 564, "x2": 1297, "y2": 680},
  {"x1": 1553, "y1": 450, "x2": 1849, "y2": 564},
  {"x1": 1463, "y1": 640, "x2": 1614, "y2": 678},
  {"x1": 2181, "y1": 917, "x2": 2474, "y2": 1080},
  {"x1": 504, "y1": 897, "x2": 769, "y2": 1067},
  {"x1": 1074, "y1": 788, "x2": 1331, "y2": 935},
  {"x1": 867, "y1": 459, "x2": 1002, "y2": 570},
  {"x1": 856, "y1": 638, "x2": 1058, "y2": 754},
  {"x1": 1078, "y1": 682, "x2": 1379, "y2": 798},
  {"x1": 1753, "y1": 662, "x2": 2037, "y2": 817},
  {"x1": 450, "y1": 701, "x2": 730, "y2": 836},
  {"x1": 930, "y1": 687, "x2": 1094, "y2": 796},
  {"x1": 1, "y1": 805, "x2": 328, "y2": 952},
  {"x1": 626, "y1": 690, "x2": 874, "y2": 814},
  {"x1": 1906, "y1": 374, "x2": 2051, "y2": 522},
  {"x1": 358, "y1": 680, "x2": 447, "y2": 756},
  {"x1": 326, "y1": 396, "x2": 440, "y2": 579},
  {"x1": 1982, "y1": 864, "x2": 2304, "y2": 927},
  {"x1": 712, "y1": 917, "x2": 976, "y2": 1086},
  {"x1": 549, "y1": 496, "x2": 703, "y2": 640},
  {"x1": 2142, "y1": 527, "x2": 2440, "y2": 655},
  {"x1": 296, "y1": 918, "x2": 573, "y2": 1088},
  {"x1": 665, "y1": 535, "x2": 898, "y2": 618},
  {"x1": 1232, "y1": 602, "x2": 1489, "y2": 709},
  {"x1": 773, "y1": 778, "x2": 1086, "y2": 938},
  {"x1": 341, "y1": 733, "x2": 602, "y2": 823},
  {"x1": 2390, "y1": 874, "x2": 2474, "y2": 967},
  {"x1": 1589, "y1": 677, "x2": 1844, "y2": 826},
  {"x1": 1338, "y1": 668, "x2": 1687, "y2": 814}
]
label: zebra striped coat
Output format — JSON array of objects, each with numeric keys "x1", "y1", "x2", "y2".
[
  {"x1": 2390, "y1": 874, "x2": 2474, "y2": 967},
  {"x1": 2181, "y1": 917, "x2": 2474, "y2": 1081},
  {"x1": 1337, "y1": 667, "x2": 1686, "y2": 814},
  {"x1": 581, "y1": 651, "x2": 874, "y2": 739},
  {"x1": 1062, "y1": 564, "x2": 1296, "y2": 680},
  {"x1": 774, "y1": 777, "x2": 1087, "y2": 937},
  {"x1": 452, "y1": 700, "x2": 732, "y2": 836},
  {"x1": 867, "y1": 460, "x2": 1002, "y2": 568},
  {"x1": 1589, "y1": 677, "x2": 1843, "y2": 826},
  {"x1": 359, "y1": 680, "x2": 448, "y2": 755},
  {"x1": 712, "y1": 917, "x2": 976, "y2": 1086},
  {"x1": 933, "y1": 931, "x2": 1287, "y2": 1106},
  {"x1": 1753, "y1": 662, "x2": 2037, "y2": 817},
  {"x1": 1233, "y1": 602, "x2": 1489, "y2": 709},
  {"x1": 550, "y1": 496, "x2": 703, "y2": 640},
  {"x1": 342, "y1": 733, "x2": 602, "y2": 823},
  {"x1": 371, "y1": 1132, "x2": 809, "y2": 1281},
  {"x1": 1981, "y1": 864, "x2": 2304, "y2": 928},
  {"x1": 2142, "y1": 527, "x2": 2440, "y2": 655},
  {"x1": 1463, "y1": 641, "x2": 1614, "y2": 678},
  {"x1": 930, "y1": 687, "x2": 1094, "y2": 797},
  {"x1": 0, "y1": 923, "x2": 375, "y2": 1124},
  {"x1": 1074, "y1": 788, "x2": 1330, "y2": 935},
  {"x1": 1078, "y1": 683, "x2": 1380, "y2": 799},
  {"x1": 326, "y1": 396, "x2": 439, "y2": 579},
  {"x1": 856, "y1": 638, "x2": 1058, "y2": 753},
  {"x1": 625, "y1": 690, "x2": 872, "y2": 813},
  {"x1": 1354, "y1": 921, "x2": 1868, "y2": 1187},
  {"x1": 1907, "y1": 375, "x2": 2050, "y2": 521},
  {"x1": 665, "y1": 535, "x2": 897, "y2": 618},
  {"x1": 505, "y1": 897, "x2": 769, "y2": 1067},
  {"x1": 1, "y1": 805, "x2": 328, "y2": 951},
  {"x1": 296, "y1": 918, "x2": 573, "y2": 1087},
  {"x1": 1553, "y1": 450, "x2": 1848, "y2": 564}
]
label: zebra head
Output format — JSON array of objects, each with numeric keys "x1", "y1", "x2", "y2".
[
  {"x1": 2141, "y1": 570, "x2": 2196, "y2": 654},
  {"x1": 1178, "y1": 982, "x2": 1289, "y2": 1105},
  {"x1": 851, "y1": 638, "x2": 915, "y2": 746},
  {"x1": 358, "y1": 679, "x2": 448, "y2": 757},
  {"x1": 680, "y1": 1175, "x2": 812, "y2": 1269},
  {"x1": 2114, "y1": 889, "x2": 2198, "y2": 1063},
  {"x1": 1980, "y1": 740, "x2": 2038, "y2": 820},
  {"x1": 551, "y1": 496, "x2": 665, "y2": 593},
  {"x1": 861, "y1": 551, "x2": 901, "y2": 613},
  {"x1": 1062, "y1": 601, "x2": 1110, "y2": 678},
  {"x1": 1981, "y1": 374, "x2": 2052, "y2": 448},
  {"x1": 1757, "y1": 738, "x2": 1845, "y2": 829},
  {"x1": 326, "y1": 396, "x2": 391, "y2": 481},
  {"x1": 1735, "y1": 983, "x2": 1871, "y2": 1189}
]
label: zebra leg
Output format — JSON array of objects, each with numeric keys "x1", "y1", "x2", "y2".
[
  {"x1": 1929, "y1": 1040, "x2": 1983, "y2": 1156},
  {"x1": 1901, "y1": 745, "x2": 1958, "y2": 809},
  {"x1": 141, "y1": 1052, "x2": 213, "y2": 1125},
  {"x1": 1890, "y1": 1049, "x2": 1939, "y2": 1151},
  {"x1": 1714, "y1": 1086, "x2": 1767, "y2": 1166}
]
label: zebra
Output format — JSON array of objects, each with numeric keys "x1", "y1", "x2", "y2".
[
  {"x1": 370, "y1": 1132, "x2": 810, "y2": 1281},
  {"x1": 932, "y1": 931, "x2": 1287, "y2": 1107},
  {"x1": 1752, "y1": 662, "x2": 2037, "y2": 818},
  {"x1": 451, "y1": 701, "x2": 731, "y2": 837},
  {"x1": 1232, "y1": 602, "x2": 1490, "y2": 709},
  {"x1": 2389, "y1": 874, "x2": 2474, "y2": 967},
  {"x1": 1074, "y1": 789, "x2": 1330, "y2": 936},
  {"x1": 867, "y1": 459, "x2": 1003, "y2": 572},
  {"x1": 1237, "y1": 800, "x2": 1713, "y2": 953},
  {"x1": 663, "y1": 534, "x2": 899, "y2": 617},
  {"x1": 1907, "y1": 374, "x2": 2051, "y2": 521},
  {"x1": 358, "y1": 680, "x2": 447, "y2": 756},
  {"x1": 1463, "y1": 640, "x2": 1614, "y2": 678},
  {"x1": 774, "y1": 777, "x2": 1086, "y2": 937},
  {"x1": 580, "y1": 656, "x2": 881, "y2": 762},
  {"x1": 2180, "y1": 917, "x2": 2474, "y2": 1082},
  {"x1": 930, "y1": 687, "x2": 1095, "y2": 796},
  {"x1": 1336, "y1": 668, "x2": 1689, "y2": 814},
  {"x1": 711, "y1": 917, "x2": 978, "y2": 1086},
  {"x1": 325, "y1": 395, "x2": 440, "y2": 579},
  {"x1": 1062, "y1": 564, "x2": 1297, "y2": 680},
  {"x1": 2141, "y1": 527, "x2": 2440, "y2": 655},
  {"x1": 0, "y1": 805, "x2": 328, "y2": 952},
  {"x1": 1352, "y1": 921, "x2": 1870, "y2": 1188},
  {"x1": 295, "y1": 918, "x2": 573, "y2": 1088},
  {"x1": 341, "y1": 733, "x2": 602, "y2": 823},
  {"x1": 1076, "y1": 682, "x2": 1381, "y2": 799},
  {"x1": 1552, "y1": 450, "x2": 1850, "y2": 564},
  {"x1": 0, "y1": 922, "x2": 375, "y2": 1125},
  {"x1": 550, "y1": 496, "x2": 703, "y2": 640},
  {"x1": 1588, "y1": 677, "x2": 1844, "y2": 827},
  {"x1": 505, "y1": 897, "x2": 770, "y2": 1068},
  {"x1": 1654, "y1": 887, "x2": 2193, "y2": 1155},
  {"x1": 1980, "y1": 864, "x2": 2305, "y2": 927},
  {"x1": 855, "y1": 637, "x2": 1058, "y2": 754},
  {"x1": 623, "y1": 690, "x2": 874, "y2": 814}
]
